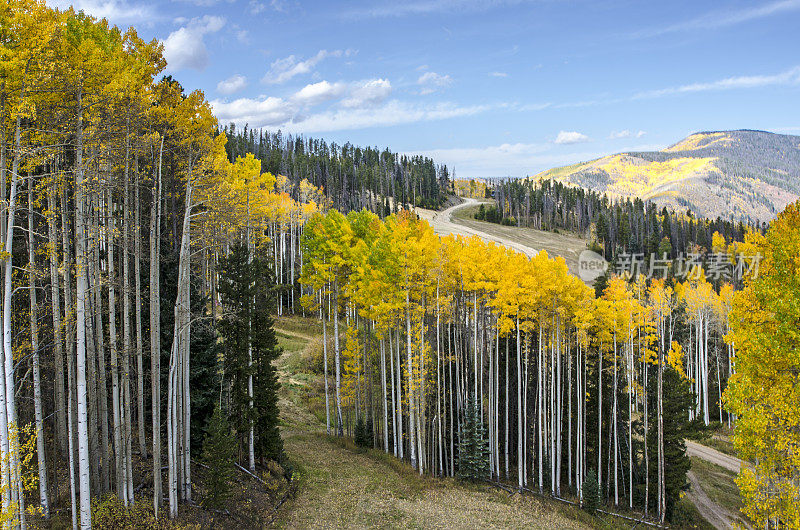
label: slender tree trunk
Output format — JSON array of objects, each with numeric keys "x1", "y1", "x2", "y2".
[
  {"x1": 121, "y1": 132, "x2": 135, "y2": 500},
  {"x1": 47, "y1": 183, "x2": 67, "y2": 455},
  {"x1": 436, "y1": 285, "x2": 443, "y2": 476},
  {"x1": 28, "y1": 179, "x2": 50, "y2": 518},
  {"x1": 406, "y1": 291, "x2": 417, "y2": 470},
  {"x1": 334, "y1": 287, "x2": 343, "y2": 437},
  {"x1": 322, "y1": 296, "x2": 330, "y2": 435},
  {"x1": 381, "y1": 335, "x2": 389, "y2": 452},
  {"x1": 134, "y1": 158, "x2": 146, "y2": 459},
  {"x1": 73, "y1": 86, "x2": 92, "y2": 528},
  {"x1": 168, "y1": 175, "x2": 193, "y2": 517},
  {"x1": 150, "y1": 138, "x2": 163, "y2": 515},
  {"x1": 517, "y1": 315, "x2": 524, "y2": 493},
  {"x1": 657, "y1": 323, "x2": 665, "y2": 523},
  {"x1": 93, "y1": 193, "x2": 110, "y2": 493},
  {"x1": 396, "y1": 327, "x2": 403, "y2": 460},
  {"x1": 1, "y1": 79, "x2": 25, "y2": 526}
]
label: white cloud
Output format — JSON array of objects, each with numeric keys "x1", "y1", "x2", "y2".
[
  {"x1": 634, "y1": 65, "x2": 800, "y2": 99},
  {"x1": 554, "y1": 131, "x2": 590, "y2": 145},
  {"x1": 489, "y1": 71, "x2": 508, "y2": 78},
  {"x1": 211, "y1": 96, "x2": 296, "y2": 127},
  {"x1": 345, "y1": 0, "x2": 533, "y2": 19},
  {"x1": 517, "y1": 65, "x2": 800, "y2": 113},
  {"x1": 608, "y1": 130, "x2": 646, "y2": 139},
  {"x1": 292, "y1": 81, "x2": 347, "y2": 106},
  {"x1": 634, "y1": 0, "x2": 800, "y2": 38},
  {"x1": 46, "y1": 0, "x2": 155, "y2": 24},
  {"x1": 608, "y1": 130, "x2": 631, "y2": 139},
  {"x1": 211, "y1": 96, "x2": 489, "y2": 133},
  {"x1": 417, "y1": 71, "x2": 453, "y2": 94},
  {"x1": 408, "y1": 143, "x2": 608, "y2": 178},
  {"x1": 341, "y1": 79, "x2": 392, "y2": 108},
  {"x1": 163, "y1": 15, "x2": 226, "y2": 71},
  {"x1": 287, "y1": 101, "x2": 487, "y2": 133},
  {"x1": 262, "y1": 49, "x2": 354, "y2": 84},
  {"x1": 516, "y1": 102, "x2": 551, "y2": 111},
  {"x1": 217, "y1": 74, "x2": 248, "y2": 95}
]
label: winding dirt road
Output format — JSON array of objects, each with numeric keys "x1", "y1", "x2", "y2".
[
  {"x1": 685, "y1": 471, "x2": 739, "y2": 530},
  {"x1": 684, "y1": 442, "x2": 750, "y2": 529},
  {"x1": 416, "y1": 198, "x2": 541, "y2": 257},
  {"x1": 685, "y1": 441, "x2": 744, "y2": 473}
]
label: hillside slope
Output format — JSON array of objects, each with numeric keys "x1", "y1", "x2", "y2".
[{"x1": 533, "y1": 130, "x2": 800, "y2": 222}]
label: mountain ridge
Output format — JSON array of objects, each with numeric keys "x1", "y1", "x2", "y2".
[{"x1": 531, "y1": 129, "x2": 800, "y2": 222}]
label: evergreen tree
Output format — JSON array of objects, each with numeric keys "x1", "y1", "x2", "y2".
[
  {"x1": 219, "y1": 244, "x2": 284, "y2": 464},
  {"x1": 201, "y1": 404, "x2": 237, "y2": 509},
  {"x1": 582, "y1": 470, "x2": 600, "y2": 513},
  {"x1": 457, "y1": 394, "x2": 490, "y2": 482},
  {"x1": 354, "y1": 416, "x2": 369, "y2": 448}
]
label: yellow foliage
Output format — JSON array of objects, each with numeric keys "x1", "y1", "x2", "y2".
[{"x1": 724, "y1": 200, "x2": 800, "y2": 527}]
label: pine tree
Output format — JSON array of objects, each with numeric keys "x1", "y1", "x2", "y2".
[
  {"x1": 582, "y1": 470, "x2": 600, "y2": 513},
  {"x1": 354, "y1": 416, "x2": 369, "y2": 448},
  {"x1": 457, "y1": 394, "x2": 490, "y2": 482},
  {"x1": 201, "y1": 405, "x2": 237, "y2": 509},
  {"x1": 219, "y1": 244, "x2": 284, "y2": 465}
]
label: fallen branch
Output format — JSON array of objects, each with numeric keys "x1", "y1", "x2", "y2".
[{"x1": 235, "y1": 463, "x2": 268, "y2": 486}]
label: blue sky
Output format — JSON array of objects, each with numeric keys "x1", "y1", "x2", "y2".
[{"x1": 50, "y1": 0, "x2": 800, "y2": 178}]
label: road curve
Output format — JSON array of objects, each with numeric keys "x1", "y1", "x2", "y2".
[
  {"x1": 686, "y1": 440, "x2": 745, "y2": 473},
  {"x1": 419, "y1": 198, "x2": 540, "y2": 257}
]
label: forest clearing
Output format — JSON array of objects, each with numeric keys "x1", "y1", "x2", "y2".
[{"x1": 274, "y1": 316, "x2": 591, "y2": 529}]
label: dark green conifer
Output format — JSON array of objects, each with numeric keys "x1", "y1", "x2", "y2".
[
  {"x1": 201, "y1": 404, "x2": 237, "y2": 509},
  {"x1": 457, "y1": 394, "x2": 489, "y2": 482}
]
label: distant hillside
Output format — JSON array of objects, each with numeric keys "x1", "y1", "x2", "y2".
[{"x1": 532, "y1": 130, "x2": 800, "y2": 222}]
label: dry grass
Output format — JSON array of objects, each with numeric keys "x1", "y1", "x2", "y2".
[
  {"x1": 450, "y1": 203, "x2": 589, "y2": 276},
  {"x1": 275, "y1": 430, "x2": 589, "y2": 529},
  {"x1": 689, "y1": 456, "x2": 747, "y2": 525},
  {"x1": 273, "y1": 317, "x2": 592, "y2": 529}
]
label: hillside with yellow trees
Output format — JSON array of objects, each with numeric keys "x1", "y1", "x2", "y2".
[
  {"x1": 532, "y1": 130, "x2": 800, "y2": 222},
  {"x1": 296, "y1": 204, "x2": 781, "y2": 526}
]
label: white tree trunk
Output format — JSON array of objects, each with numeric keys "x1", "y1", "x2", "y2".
[
  {"x1": 28, "y1": 179, "x2": 49, "y2": 518},
  {"x1": 322, "y1": 296, "x2": 330, "y2": 435},
  {"x1": 46, "y1": 184, "x2": 67, "y2": 456},
  {"x1": 150, "y1": 137, "x2": 163, "y2": 515},
  {"x1": 134, "y1": 158, "x2": 146, "y2": 459},
  {"x1": 73, "y1": 88, "x2": 92, "y2": 528}
]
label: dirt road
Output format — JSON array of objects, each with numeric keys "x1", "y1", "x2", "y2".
[
  {"x1": 686, "y1": 471, "x2": 740, "y2": 530},
  {"x1": 686, "y1": 440, "x2": 744, "y2": 473},
  {"x1": 418, "y1": 198, "x2": 541, "y2": 257},
  {"x1": 685, "y1": 442, "x2": 752, "y2": 529},
  {"x1": 417, "y1": 199, "x2": 588, "y2": 276}
]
